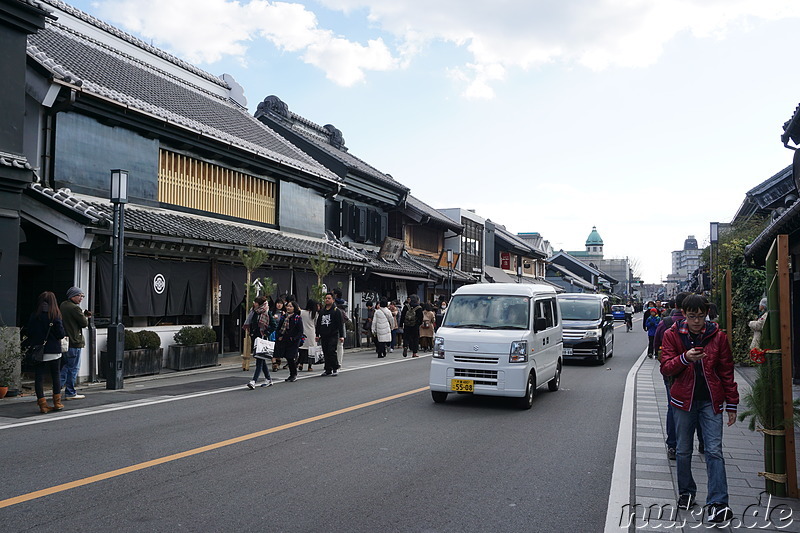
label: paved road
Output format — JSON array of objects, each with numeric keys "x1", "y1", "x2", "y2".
[{"x1": 1, "y1": 319, "x2": 647, "y2": 532}]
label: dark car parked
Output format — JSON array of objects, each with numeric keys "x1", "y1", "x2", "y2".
[{"x1": 558, "y1": 293, "x2": 615, "y2": 365}]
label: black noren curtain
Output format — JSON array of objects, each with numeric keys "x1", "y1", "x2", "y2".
[{"x1": 97, "y1": 254, "x2": 210, "y2": 317}]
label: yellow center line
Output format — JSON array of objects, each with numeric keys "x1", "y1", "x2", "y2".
[{"x1": 0, "y1": 386, "x2": 430, "y2": 509}]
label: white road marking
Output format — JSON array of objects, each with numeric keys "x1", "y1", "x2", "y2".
[{"x1": 0, "y1": 355, "x2": 429, "y2": 430}]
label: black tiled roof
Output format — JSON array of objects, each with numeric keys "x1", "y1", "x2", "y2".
[
  {"x1": 256, "y1": 96, "x2": 407, "y2": 191},
  {"x1": 27, "y1": 184, "x2": 366, "y2": 263},
  {"x1": 90, "y1": 202, "x2": 367, "y2": 262},
  {"x1": 27, "y1": 21, "x2": 338, "y2": 182},
  {"x1": 411, "y1": 254, "x2": 475, "y2": 282},
  {"x1": 359, "y1": 249, "x2": 431, "y2": 277},
  {"x1": 39, "y1": 0, "x2": 226, "y2": 87},
  {"x1": 0, "y1": 151, "x2": 33, "y2": 170},
  {"x1": 405, "y1": 195, "x2": 462, "y2": 231}
]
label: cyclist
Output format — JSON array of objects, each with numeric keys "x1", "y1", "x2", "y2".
[{"x1": 624, "y1": 300, "x2": 634, "y2": 332}]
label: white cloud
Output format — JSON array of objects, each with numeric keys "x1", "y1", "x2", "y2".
[
  {"x1": 93, "y1": 0, "x2": 800, "y2": 95},
  {"x1": 319, "y1": 0, "x2": 800, "y2": 96},
  {"x1": 94, "y1": 0, "x2": 397, "y2": 86}
]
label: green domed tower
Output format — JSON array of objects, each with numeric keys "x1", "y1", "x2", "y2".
[{"x1": 585, "y1": 226, "x2": 603, "y2": 256}]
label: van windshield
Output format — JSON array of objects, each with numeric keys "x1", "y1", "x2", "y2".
[
  {"x1": 559, "y1": 299, "x2": 602, "y2": 321},
  {"x1": 443, "y1": 295, "x2": 530, "y2": 330}
]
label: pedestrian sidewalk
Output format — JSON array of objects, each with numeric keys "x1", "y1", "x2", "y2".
[
  {"x1": 0, "y1": 345, "x2": 396, "y2": 426},
  {"x1": 627, "y1": 356, "x2": 800, "y2": 531}
]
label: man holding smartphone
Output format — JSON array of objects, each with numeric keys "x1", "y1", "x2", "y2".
[{"x1": 660, "y1": 294, "x2": 738, "y2": 524}]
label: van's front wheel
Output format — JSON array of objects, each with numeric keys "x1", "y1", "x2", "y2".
[
  {"x1": 431, "y1": 391, "x2": 448, "y2": 404},
  {"x1": 515, "y1": 372, "x2": 536, "y2": 410},
  {"x1": 548, "y1": 361, "x2": 561, "y2": 392}
]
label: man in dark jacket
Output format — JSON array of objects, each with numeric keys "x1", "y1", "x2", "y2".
[
  {"x1": 59, "y1": 286, "x2": 91, "y2": 400},
  {"x1": 315, "y1": 292, "x2": 345, "y2": 376},
  {"x1": 660, "y1": 294, "x2": 738, "y2": 523}
]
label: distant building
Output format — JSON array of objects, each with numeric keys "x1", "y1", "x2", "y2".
[
  {"x1": 567, "y1": 226, "x2": 633, "y2": 297},
  {"x1": 670, "y1": 235, "x2": 703, "y2": 291}
]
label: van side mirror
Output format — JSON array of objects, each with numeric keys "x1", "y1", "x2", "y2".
[
  {"x1": 534, "y1": 317, "x2": 548, "y2": 332},
  {"x1": 605, "y1": 314, "x2": 614, "y2": 323}
]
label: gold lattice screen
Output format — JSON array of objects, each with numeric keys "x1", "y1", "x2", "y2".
[{"x1": 158, "y1": 149, "x2": 276, "y2": 225}]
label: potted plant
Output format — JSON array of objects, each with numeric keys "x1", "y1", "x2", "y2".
[
  {"x1": 0, "y1": 327, "x2": 24, "y2": 398},
  {"x1": 167, "y1": 326, "x2": 219, "y2": 370},
  {"x1": 100, "y1": 329, "x2": 163, "y2": 378}
]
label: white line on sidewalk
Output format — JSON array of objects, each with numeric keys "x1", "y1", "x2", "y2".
[
  {"x1": 0, "y1": 355, "x2": 429, "y2": 430},
  {"x1": 603, "y1": 347, "x2": 648, "y2": 532}
]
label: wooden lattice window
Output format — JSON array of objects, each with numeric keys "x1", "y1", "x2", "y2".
[{"x1": 158, "y1": 149, "x2": 276, "y2": 225}]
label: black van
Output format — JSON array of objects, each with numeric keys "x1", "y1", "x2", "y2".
[{"x1": 557, "y1": 293, "x2": 615, "y2": 365}]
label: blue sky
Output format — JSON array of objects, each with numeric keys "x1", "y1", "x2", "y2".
[{"x1": 67, "y1": 0, "x2": 800, "y2": 283}]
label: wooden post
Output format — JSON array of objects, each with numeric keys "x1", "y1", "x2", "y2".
[
  {"x1": 725, "y1": 270, "x2": 733, "y2": 343},
  {"x1": 776, "y1": 235, "x2": 798, "y2": 498},
  {"x1": 242, "y1": 268, "x2": 252, "y2": 371}
]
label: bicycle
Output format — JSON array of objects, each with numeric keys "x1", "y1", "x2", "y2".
[{"x1": 625, "y1": 314, "x2": 633, "y2": 332}]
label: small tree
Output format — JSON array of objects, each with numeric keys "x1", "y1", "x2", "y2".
[
  {"x1": 239, "y1": 244, "x2": 269, "y2": 370},
  {"x1": 240, "y1": 245, "x2": 270, "y2": 304},
  {"x1": 310, "y1": 251, "x2": 334, "y2": 303}
]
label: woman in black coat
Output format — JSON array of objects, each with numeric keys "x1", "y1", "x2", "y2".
[
  {"x1": 25, "y1": 291, "x2": 67, "y2": 413},
  {"x1": 274, "y1": 300, "x2": 304, "y2": 382}
]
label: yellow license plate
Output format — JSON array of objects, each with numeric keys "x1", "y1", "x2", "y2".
[{"x1": 450, "y1": 379, "x2": 474, "y2": 392}]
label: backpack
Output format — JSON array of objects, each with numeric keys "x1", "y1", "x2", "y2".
[{"x1": 404, "y1": 306, "x2": 420, "y2": 327}]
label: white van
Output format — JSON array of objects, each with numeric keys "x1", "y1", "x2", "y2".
[{"x1": 429, "y1": 283, "x2": 563, "y2": 409}]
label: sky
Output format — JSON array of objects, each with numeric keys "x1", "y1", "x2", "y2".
[{"x1": 66, "y1": 0, "x2": 800, "y2": 283}]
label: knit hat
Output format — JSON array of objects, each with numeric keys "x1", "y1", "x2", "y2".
[{"x1": 66, "y1": 286, "x2": 84, "y2": 299}]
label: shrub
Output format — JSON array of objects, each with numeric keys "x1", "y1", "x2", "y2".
[
  {"x1": 199, "y1": 326, "x2": 217, "y2": 344},
  {"x1": 124, "y1": 329, "x2": 140, "y2": 350},
  {"x1": 174, "y1": 326, "x2": 216, "y2": 346},
  {"x1": 137, "y1": 330, "x2": 161, "y2": 350}
]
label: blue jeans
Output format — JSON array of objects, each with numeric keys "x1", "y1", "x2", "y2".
[
  {"x1": 664, "y1": 378, "x2": 704, "y2": 449},
  {"x1": 60, "y1": 347, "x2": 82, "y2": 397},
  {"x1": 673, "y1": 400, "x2": 728, "y2": 505}
]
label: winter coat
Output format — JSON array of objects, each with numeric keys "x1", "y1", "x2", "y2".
[
  {"x1": 60, "y1": 299, "x2": 88, "y2": 348},
  {"x1": 748, "y1": 313, "x2": 767, "y2": 350},
  {"x1": 371, "y1": 307, "x2": 393, "y2": 343},
  {"x1": 300, "y1": 309, "x2": 318, "y2": 348},
  {"x1": 419, "y1": 310, "x2": 436, "y2": 338},
  {"x1": 645, "y1": 315, "x2": 661, "y2": 336},
  {"x1": 660, "y1": 320, "x2": 738, "y2": 415},
  {"x1": 25, "y1": 310, "x2": 66, "y2": 356}
]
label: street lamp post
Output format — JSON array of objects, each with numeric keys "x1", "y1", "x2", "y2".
[
  {"x1": 107, "y1": 169, "x2": 128, "y2": 390},
  {"x1": 710, "y1": 221, "x2": 719, "y2": 300},
  {"x1": 446, "y1": 249, "x2": 453, "y2": 301}
]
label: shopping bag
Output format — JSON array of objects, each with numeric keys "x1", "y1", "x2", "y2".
[
  {"x1": 253, "y1": 337, "x2": 275, "y2": 359},
  {"x1": 308, "y1": 345, "x2": 324, "y2": 364}
]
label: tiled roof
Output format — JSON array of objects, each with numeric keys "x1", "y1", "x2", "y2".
[
  {"x1": 27, "y1": 184, "x2": 367, "y2": 263},
  {"x1": 39, "y1": 0, "x2": 226, "y2": 87},
  {"x1": 745, "y1": 197, "x2": 800, "y2": 265},
  {"x1": 0, "y1": 151, "x2": 33, "y2": 170},
  {"x1": 30, "y1": 183, "x2": 108, "y2": 223},
  {"x1": 411, "y1": 254, "x2": 475, "y2": 282},
  {"x1": 255, "y1": 96, "x2": 407, "y2": 191},
  {"x1": 359, "y1": 249, "x2": 432, "y2": 278},
  {"x1": 406, "y1": 195, "x2": 462, "y2": 231},
  {"x1": 27, "y1": 23, "x2": 338, "y2": 183}
]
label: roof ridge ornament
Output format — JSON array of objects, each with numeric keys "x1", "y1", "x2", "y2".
[
  {"x1": 255, "y1": 95, "x2": 290, "y2": 120},
  {"x1": 323, "y1": 124, "x2": 345, "y2": 149}
]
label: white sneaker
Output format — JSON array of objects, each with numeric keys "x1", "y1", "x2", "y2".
[
  {"x1": 261, "y1": 380, "x2": 273, "y2": 387},
  {"x1": 64, "y1": 394, "x2": 85, "y2": 400},
  {"x1": 247, "y1": 381, "x2": 255, "y2": 390},
  {"x1": 332, "y1": 371, "x2": 338, "y2": 376},
  {"x1": 389, "y1": 348, "x2": 394, "y2": 352}
]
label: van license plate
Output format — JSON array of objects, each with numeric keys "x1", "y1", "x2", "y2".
[
  {"x1": 450, "y1": 379, "x2": 474, "y2": 392},
  {"x1": 563, "y1": 348, "x2": 573, "y2": 356}
]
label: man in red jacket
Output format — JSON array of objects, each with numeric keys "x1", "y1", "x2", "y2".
[{"x1": 660, "y1": 294, "x2": 738, "y2": 524}]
